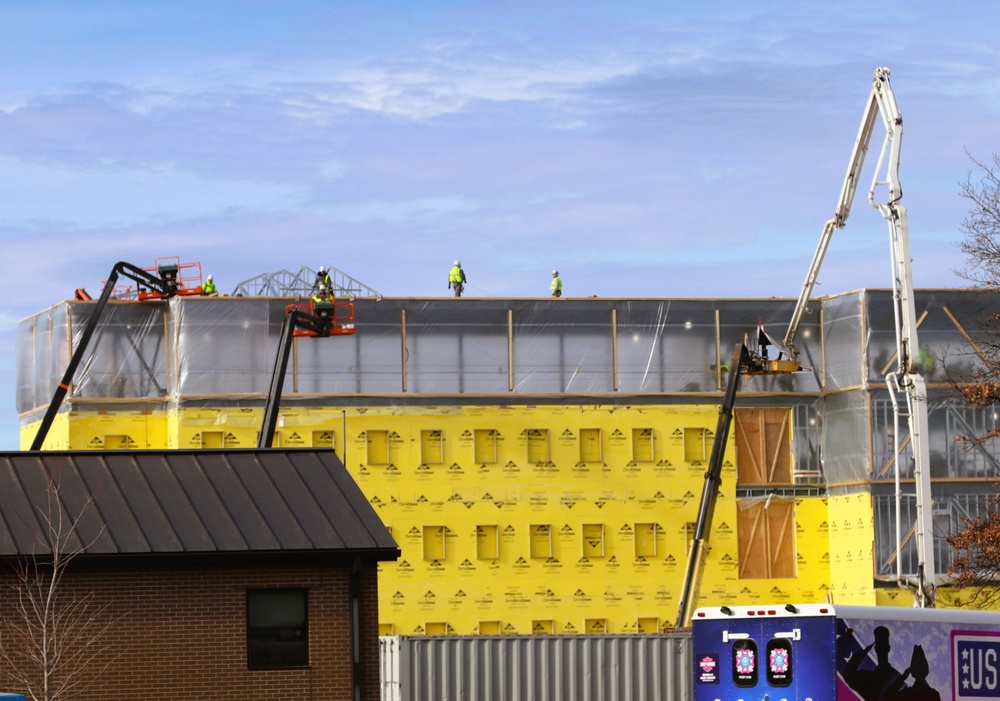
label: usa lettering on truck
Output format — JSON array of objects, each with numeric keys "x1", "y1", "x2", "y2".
[{"x1": 954, "y1": 632, "x2": 1000, "y2": 699}]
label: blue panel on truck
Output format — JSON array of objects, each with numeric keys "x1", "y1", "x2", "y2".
[{"x1": 693, "y1": 604, "x2": 837, "y2": 701}]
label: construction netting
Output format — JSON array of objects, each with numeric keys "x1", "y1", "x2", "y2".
[{"x1": 16, "y1": 289, "x2": 996, "y2": 483}]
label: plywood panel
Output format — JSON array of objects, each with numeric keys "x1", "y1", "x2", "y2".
[
  {"x1": 735, "y1": 408, "x2": 792, "y2": 485},
  {"x1": 737, "y1": 498, "x2": 796, "y2": 579}
]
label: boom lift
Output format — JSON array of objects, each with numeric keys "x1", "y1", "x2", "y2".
[
  {"x1": 782, "y1": 67, "x2": 934, "y2": 606},
  {"x1": 30, "y1": 260, "x2": 199, "y2": 451},
  {"x1": 103, "y1": 257, "x2": 207, "y2": 300},
  {"x1": 676, "y1": 67, "x2": 935, "y2": 625},
  {"x1": 258, "y1": 298, "x2": 356, "y2": 448},
  {"x1": 676, "y1": 331, "x2": 794, "y2": 629}
]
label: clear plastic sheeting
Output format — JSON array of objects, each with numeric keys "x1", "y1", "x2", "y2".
[
  {"x1": 404, "y1": 302, "x2": 509, "y2": 394},
  {"x1": 512, "y1": 301, "x2": 614, "y2": 393},
  {"x1": 616, "y1": 301, "x2": 715, "y2": 393},
  {"x1": 15, "y1": 303, "x2": 67, "y2": 412},
  {"x1": 821, "y1": 389, "x2": 870, "y2": 484},
  {"x1": 175, "y1": 298, "x2": 275, "y2": 395},
  {"x1": 18, "y1": 295, "x2": 844, "y2": 416},
  {"x1": 73, "y1": 302, "x2": 169, "y2": 399},
  {"x1": 822, "y1": 292, "x2": 865, "y2": 391},
  {"x1": 16, "y1": 301, "x2": 168, "y2": 410},
  {"x1": 15, "y1": 289, "x2": 998, "y2": 419}
]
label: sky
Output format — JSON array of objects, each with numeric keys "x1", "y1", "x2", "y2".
[{"x1": 2, "y1": 1, "x2": 999, "y2": 449}]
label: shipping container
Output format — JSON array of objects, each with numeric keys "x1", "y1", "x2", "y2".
[{"x1": 380, "y1": 633, "x2": 692, "y2": 701}]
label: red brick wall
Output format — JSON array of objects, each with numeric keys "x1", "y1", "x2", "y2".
[{"x1": 0, "y1": 560, "x2": 382, "y2": 701}]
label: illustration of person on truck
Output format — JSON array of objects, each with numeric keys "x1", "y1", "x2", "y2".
[
  {"x1": 843, "y1": 626, "x2": 904, "y2": 701},
  {"x1": 843, "y1": 627, "x2": 942, "y2": 701}
]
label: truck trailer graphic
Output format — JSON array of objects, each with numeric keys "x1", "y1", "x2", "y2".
[{"x1": 692, "y1": 604, "x2": 1000, "y2": 701}]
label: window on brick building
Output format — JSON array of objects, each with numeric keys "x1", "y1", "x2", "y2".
[{"x1": 247, "y1": 589, "x2": 308, "y2": 669}]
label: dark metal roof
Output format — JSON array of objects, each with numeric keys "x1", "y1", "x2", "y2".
[{"x1": 0, "y1": 449, "x2": 399, "y2": 561}]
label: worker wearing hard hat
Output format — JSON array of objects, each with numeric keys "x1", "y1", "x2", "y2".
[
  {"x1": 314, "y1": 265, "x2": 332, "y2": 292},
  {"x1": 550, "y1": 270, "x2": 563, "y2": 298},
  {"x1": 202, "y1": 274, "x2": 218, "y2": 296},
  {"x1": 448, "y1": 261, "x2": 467, "y2": 298},
  {"x1": 312, "y1": 285, "x2": 335, "y2": 317}
]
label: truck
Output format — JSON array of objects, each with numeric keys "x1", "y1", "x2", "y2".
[{"x1": 693, "y1": 603, "x2": 1000, "y2": 701}]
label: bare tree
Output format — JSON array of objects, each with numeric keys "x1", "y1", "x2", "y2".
[
  {"x1": 947, "y1": 152, "x2": 1000, "y2": 605},
  {"x1": 957, "y1": 151, "x2": 1000, "y2": 288},
  {"x1": 0, "y1": 470, "x2": 117, "y2": 701},
  {"x1": 942, "y1": 153, "x2": 1000, "y2": 436}
]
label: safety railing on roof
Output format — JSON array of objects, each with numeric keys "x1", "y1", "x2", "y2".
[{"x1": 230, "y1": 266, "x2": 380, "y2": 298}]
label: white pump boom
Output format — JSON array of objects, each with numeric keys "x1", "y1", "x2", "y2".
[{"x1": 784, "y1": 67, "x2": 935, "y2": 605}]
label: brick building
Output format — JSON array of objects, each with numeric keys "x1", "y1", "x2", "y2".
[{"x1": 0, "y1": 449, "x2": 399, "y2": 700}]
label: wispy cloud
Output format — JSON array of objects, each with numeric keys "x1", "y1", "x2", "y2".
[{"x1": 0, "y1": 0, "x2": 998, "y2": 447}]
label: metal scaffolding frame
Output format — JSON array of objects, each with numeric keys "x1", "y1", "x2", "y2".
[{"x1": 231, "y1": 265, "x2": 380, "y2": 298}]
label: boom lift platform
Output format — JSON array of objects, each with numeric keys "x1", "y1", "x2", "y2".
[
  {"x1": 258, "y1": 298, "x2": 356, "y2": 448},
  {"x1": 676, "y1": 67, "x2": 934, "y2": 626},
  {"x1": 133, "y1": 257, "x2": 205, "y2": 300},
  {"x1": 30, "y1": 260, "x2": 201, "y2": 451}
]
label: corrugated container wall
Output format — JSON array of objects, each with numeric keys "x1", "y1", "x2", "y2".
[{"x1": 379, "y1": 633, "x2": 692, "y2": 701}]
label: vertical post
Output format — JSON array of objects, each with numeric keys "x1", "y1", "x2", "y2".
[
  {"x1": 292, "y1": 331, "x2": 299, "y2": 394},
  {"x1": 860, "y1": 295, "x2": 868, "y2": 387},
  {"x1": 507, "y1": 309, "x2": 514, "y2": 392},
  {"x1": 611, "y1": 308, "x2": 619, "y2": 391},
  {"x1": 400, "y1": 309, "x2": 407, "y2": 393},
  {"x1": 715, "y1": 308, "x2": 722, "y2": 390},
  {"x1": 820, "y1": 308, "x2": 827, "y2": 390}
]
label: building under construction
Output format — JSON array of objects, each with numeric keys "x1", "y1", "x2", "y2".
[{"x1": 17, "y1": 281, "x2": 999, "y2": 634}]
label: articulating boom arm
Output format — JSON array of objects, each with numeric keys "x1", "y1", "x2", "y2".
[
  {"x1": 30, "y1": 261, "x2": 187, "y2": 451},
  {"x1": 259, "y1": 310, "x2": 312, "y2": 449},
  {"x1": 676, "y1": 343, "x2": 753, "y2": 628},
  {"x1": 784, "y1": 67, "x2": 935, "y2": 605},
  {"x1": 258, "y1": 301, "x2": 355, "y2": 448},
  {"x1": 784, "y1": 67, "x2": 899, "y2": 358}
]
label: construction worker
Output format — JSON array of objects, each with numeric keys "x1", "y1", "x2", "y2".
[
  {"x1": 314, "y1": 266, "x2": 332, "y2": 292},
  {"x1": 312, "y1": 285, "x2": 335, "y2": 317},
  {"x1": 550, "y1": 270, "x2": 563, "y2": 298},
  {"x1": 202, "y1": 274, "x2": 218, "y2": 296},
  {"x1": 448, "y1": 261, "x2": 467, "y2": 297}
]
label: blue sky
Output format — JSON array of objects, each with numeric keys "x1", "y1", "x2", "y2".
[{"x1": 2, "y1": 1, "x2": 999, "y2": 449}]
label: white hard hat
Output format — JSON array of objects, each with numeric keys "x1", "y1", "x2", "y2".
[
  {"x1": 454, "y1": 260, "x2": 460, "y2": 266},
  {"x1": 319, "y1": 266, "x2": 326, "y2": 273},
  {"x1": 552, "y1": 270, "x2": 558, "y2": 275},
  {"x1": 207, "y1": 274, "x2": 213, "y2": 281}
]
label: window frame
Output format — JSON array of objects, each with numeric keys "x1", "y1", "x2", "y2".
[{"x1": 246, "y1": 588, "x2": 309, "y2": 670}]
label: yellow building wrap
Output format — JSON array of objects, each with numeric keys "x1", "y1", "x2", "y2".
[
  {"x1": 826, "y1": 492, "x2": 877, "y2": 604},
  {"x1": 22, "y1": 402, "x2": 837, "y2": 633}
]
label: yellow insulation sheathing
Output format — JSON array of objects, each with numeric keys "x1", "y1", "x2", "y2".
[{"x1": 23, "y1": 403, "x2": 836, "y2": 633}]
